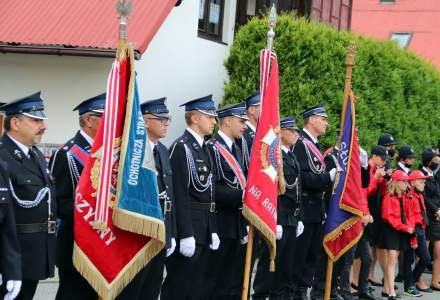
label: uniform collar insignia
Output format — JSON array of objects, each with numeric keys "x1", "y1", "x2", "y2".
[{"x1": 14, "y1": 149, "x2": 23, "y2": 159}]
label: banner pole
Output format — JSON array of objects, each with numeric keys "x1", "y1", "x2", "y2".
[
  {"x1": 241, "y1": 225, "x2": 255, "y2": 300},
  {"x1": 324, "y1": 258, "x2": 334, "y2": 300}
]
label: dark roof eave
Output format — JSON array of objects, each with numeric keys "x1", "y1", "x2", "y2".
[{"x1": 0, "y1": 44, "x2": 142, "y2": 59}]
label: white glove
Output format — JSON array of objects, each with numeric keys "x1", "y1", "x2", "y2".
[
  {"x1": 296, "y1": 221, "x2": 304, "y2": 237},
  {"x1": 276, "y1": 225, "x2": 283, "y2": 240},
  {"x1": 4, "y1": 280, "x2": 22, "y2": 300},
  {"x1": 329, "y1": 168, "x2": 337, "y2": 182},
  {"x1": 179, "y1": 237, "x2": 196, "y2": 257},
  {"x1": 240, "y1": 226, "x2": 249, "y2": 244},
  {"x1": 209, "y1": 233, "x2": 220, "y2": 250},
  {"x1": 166, "y1": 238, "x2": 176, "y2": 257},
  {"x1": 359, "y1": 147, "x2": 368, "y2": 169}
]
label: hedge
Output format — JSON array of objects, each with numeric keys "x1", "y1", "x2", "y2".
[{"x1": 223, "y1": 14, "x2": 440, "y2": 154}]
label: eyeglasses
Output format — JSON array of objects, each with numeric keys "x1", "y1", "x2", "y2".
[{"x1": 146, "y1": 117, "x2": 171, "y2": 125}]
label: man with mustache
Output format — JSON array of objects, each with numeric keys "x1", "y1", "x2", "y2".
[{"x1": 0, "y1": 92, "x2": 56, "y2": 300}]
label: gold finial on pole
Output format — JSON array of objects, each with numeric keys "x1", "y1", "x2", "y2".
[
  {"x1": 116, "y1": 0, "x2": 132, "y2": 43},
  {"x1": 267, "y1": 4, "x2": 277, "y2": 51}
]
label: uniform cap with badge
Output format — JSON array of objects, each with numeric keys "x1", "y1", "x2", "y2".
[
  {"x1": 280, "y1": 116, "x2": 299, "y2": 130},
  {"x1": 180, "y1": 95, "x2": 217, "y2": 117},
  {"x1": 397, "y1": 145, "x2": 416, "y2": 159},
  {"x1": 370, "y1": 145, "x2": 389, "y2": 160},
  {"x1": 244, "y1": 91, "x2": 261, "y2": 109},
  {"x1": 141, "y1": 97, "x2": 171, "y2": 119},
  {"x1": 73, "y1": 93, "x2": 106, "y2": 115},
  {"x1": 378, "y1": 133, "x2": 397, "y2": 146},
  {"x1": 0, "y1": 91, "x2": 47, "y2": 120},
  {"x1": 301, "y1": 104, "x2": 328, "y2": 119},
  {"x1": 216, "y1": 102, "x2": 248, "y2": 120}
]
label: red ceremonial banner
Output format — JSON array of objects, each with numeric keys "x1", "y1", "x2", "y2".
[
  {"x1": 242, "y1": 49, "x2": 283, "y2": 270},
  {"x1": 73, "y1": 45, "x2": 163, "y2": 300}
]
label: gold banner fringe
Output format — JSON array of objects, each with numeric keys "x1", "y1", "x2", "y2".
[
  {"x1": 73, "y1": 238, "x2": 163, "y2": 300},
  {"x1": 242, "y1": 204, "x2": 276, "y2": 272},
  {"x1": 113, "y1": 207, "x2": 165, "y2": 243}
]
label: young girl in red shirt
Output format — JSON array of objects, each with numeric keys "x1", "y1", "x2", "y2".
[{"x1": 379, "y1": 170, "x2": 415, "y2": 299}]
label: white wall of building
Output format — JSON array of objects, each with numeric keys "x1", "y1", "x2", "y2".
[{"x1": 0, "y1": 0, "x2": 237, "y2": 146}]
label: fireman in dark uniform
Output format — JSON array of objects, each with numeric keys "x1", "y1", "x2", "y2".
[
  {"x1": 49, "y1": 93, "x2": 105, "y2": 300},
  {"x1": 205, "y1": 102, "x2": 248, "y2": 299},
  {"x1": 0, "y1": 92, "x2": 56, "y2": 300},
  {"x1": 161, "y1": 95, "x2": 219, "y2": 300},
  {"x1": 396, "y1": 145, "x2": 416, "y2": 175},
  {"x1": 0, "y1": 159, "x2": 22, "y2": 300},
  {"x1": 236, "y1": 91, "x2": 260, "y2": 170},
  {"x1": 253, "y1": 117, "x2": 304, "y2": 300},
  {"x1": 135, "y1": 97, "x2": 176, "y2": 299},
  {"x1": 292, "y1": 105, "x2": 337, "y2": 300}
]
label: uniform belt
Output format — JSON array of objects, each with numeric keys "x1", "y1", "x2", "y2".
[
  {"x1": 163, "y1": 200, "x2": 172, "y2": 213},
  {"x1": 191, "y1": 201, "x2": 216, "y2": 213},
  {"x1": 16, "y1": 221, "x2": 56, "y2": 234},
  {"x1": 280, "y1": 207, "x2": 300, "y2": 216}
]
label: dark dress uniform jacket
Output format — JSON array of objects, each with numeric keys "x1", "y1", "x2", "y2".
[
  {"x1": 421, "y1": 168, "x2": 440, "y2": 223},
  {"x1": 236, "y1": 126, "x2": 255, "y2": 171},
  {"x1": 292, "y1": 131, "x2": 332, "y2": 223},
  {"x1": 49, "y1": 131, "x2": 90, "y2": 270},
  {"x1": 154, "y1": 141, "x2": 177, "y2": 247},
  {"x1": 0, "y1": 134, "x2": 56, "y2": 280},
  {"x1": 208, "y1": 133, "x2": 246, "y2": 240},
  {"x1": 0, "y1": 160, "x2": 21, "y2": 281},
  {"x1": 278, "y1": 149, "x2": 302, "y2": 227},
  {"x1": 169, "y1": 130, "x2": 216, "y2": 245}
]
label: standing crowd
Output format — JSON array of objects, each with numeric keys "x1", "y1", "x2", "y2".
[{"x1": 0, "y1": 90, "x2": 439, "y2": 300}]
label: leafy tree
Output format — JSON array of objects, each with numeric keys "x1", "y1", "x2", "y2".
[{"x1": 223, "y1": 15, "x2": 440, "y2": 154}]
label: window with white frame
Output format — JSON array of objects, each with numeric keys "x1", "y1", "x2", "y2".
[
  {"x1": 390, "y1": 32, "x2": 412, "y2": 48},
  {"x1": 198, "y1": 0, "x2": 225, "y2": 42}
]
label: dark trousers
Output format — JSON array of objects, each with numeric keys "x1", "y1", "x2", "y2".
[
  {"x1": 339, "y1": 247, "x2": 356, "y2": 294},
  {"x1": 205, "y1": 238, "x2": 245, "y2": 300},
  {"x1": 354, "y1": 234, "x2": 372, "y2": 294},
  {"x1": 56, "y1": 263, "x2": 97, "y2": 300},
  {"x1": 137, "y1": 249, "x2": 166, "y2": 300},
  {"x1": 161, "y1": 244, "x2": 210, "y2": 300},
  {"x1": 253, "y1": 225, "x2": 298, "y2": 299},
  {"x1": 403, "y1": 224, "x2": 431, "y2": 289},
  {"x1": 293, "y1": 222, "x2": 323, "y2": 288}
]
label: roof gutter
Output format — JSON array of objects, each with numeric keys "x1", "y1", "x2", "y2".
[{"x1": 0, "y1": 44, "x2": 142, "y2": 59}]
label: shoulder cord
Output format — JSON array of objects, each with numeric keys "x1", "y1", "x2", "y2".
[
  {"x1": 303, "y1": 140, "x2": 325, "y2": 174},
  {"x1": 213, "y1": 147, "x2": 240, "y2": 189},
  {"x1": 184, "y1": 144, "x2": 212, "y2": 192},
  {"x1": 9, "y1": 179, "x2": 50, "y2": 212},
  {"x1": 241, "y1": 137, "x2": 250, "y2": 169}
]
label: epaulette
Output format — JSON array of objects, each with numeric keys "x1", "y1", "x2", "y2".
[{"x1": 60, "y1": 138, "x2": 76, "y2": 152}]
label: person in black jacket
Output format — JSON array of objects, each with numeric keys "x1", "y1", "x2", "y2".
[
  {"x1": 253, "y1": 117, "x2": 303, "y2": 300},
  {"x1": 0, "y1": 92, "x2": 56, "y2": 300},
  {"x1": 420, "y1": 149, "x2": 440, "y2": 290},
  {"x1": 135, "y1": 97, "x2": 176, "y2": 299},
  {"x1": 236, "y1": 92, "x2": 260, "y2": 170},
  {"x1": 49, "y1": 93, "x2": 105, "y2": 300},
  {"x1": 292, "y1": 105, "x2": 336, "y2": 300},
  {"x1": 161, "y1": 95, "x2": 219, "y2": 300},
  {"x1": 0, "y1": 160, "x2": 22, "y2": 300},
  {"x1": 205, "y1": 102, "x2": 248, "y2": 300}
]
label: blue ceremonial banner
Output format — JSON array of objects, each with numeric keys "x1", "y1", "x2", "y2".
[
  {"x1": 113, "y1": 74, "x2": 165, "y2": 239},
  {"x1": 323, "y1": 95, "x2": 364, "y2": 261}
]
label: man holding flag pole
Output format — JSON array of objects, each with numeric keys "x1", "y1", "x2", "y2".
[
  {"x1": 322, "y1": 42, "x2": 377, "y2": 300},
  {"x1": 241, "y1": 4, "x2": 284, "y2": 300},
  {"x1": 72, "y1": 1, "x2": 177, "y2": 299}
]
